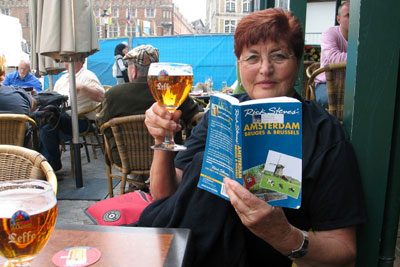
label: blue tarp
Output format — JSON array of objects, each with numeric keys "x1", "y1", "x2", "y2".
[{"x1": 45, "y1": 34, "x2": 237, "y2": 91}]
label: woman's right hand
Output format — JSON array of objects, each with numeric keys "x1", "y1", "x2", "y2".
[{"x1": 145, "y1": 102, "x2": 182, "y2": 145}]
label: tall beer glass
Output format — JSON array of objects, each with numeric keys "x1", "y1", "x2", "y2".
[
  {"x1": 148, "y1": 63, "x2": 193, "y2": 151},
  {"x1": 0, "y1": 180, "x2": 58, "y2": 266}
]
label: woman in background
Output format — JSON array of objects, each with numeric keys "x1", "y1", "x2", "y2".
[{"x1": 114, "y1": 43, "x2": 129, "y2": 84}]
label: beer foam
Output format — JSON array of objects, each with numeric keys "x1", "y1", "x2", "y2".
[{"x1": 0, "y1": 188, "x2": 56, "y2": 218}]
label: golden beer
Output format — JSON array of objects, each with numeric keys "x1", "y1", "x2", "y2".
[
  {"x1": 0, "y1": 181, "x2": 58, "y2": 265},
  {"x1": 147, "y1": 62, "x2": 193, "y2": 151},
  {"x1": 148, "y1": 75, "x2": 193, "y2": 112}
]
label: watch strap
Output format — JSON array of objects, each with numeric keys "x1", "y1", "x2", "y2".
[{"x1": 287, "y1": 230, "x2": 309, "y2": 259}]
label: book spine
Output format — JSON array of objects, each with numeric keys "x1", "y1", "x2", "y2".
[{"x1": 234, "y1": 106, "x2": 243, "y2": 182}]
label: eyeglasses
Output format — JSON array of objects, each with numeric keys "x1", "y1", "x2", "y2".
[{"x1": 238, "y1": 51, "x2": 294, "y2": 67}]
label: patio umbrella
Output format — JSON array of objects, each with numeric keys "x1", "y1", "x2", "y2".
[
  {"x1": 30, "y1": 0, "x2": 99, "y2": 187},
  {"x1": 29, "y1": 0, "x2": 66, "y2": 90}
]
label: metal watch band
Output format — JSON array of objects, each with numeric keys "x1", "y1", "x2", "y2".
[{"x1": 287, "y1": 230, "x2": 309, "y2": 259}]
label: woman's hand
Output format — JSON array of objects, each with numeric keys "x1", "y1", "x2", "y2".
[
  {"x1": 224, "y1": 177, "x2": 300, "y2": 253},
  {"x1": 145, "y1": 103, "x2": 182, "y2": 145}
]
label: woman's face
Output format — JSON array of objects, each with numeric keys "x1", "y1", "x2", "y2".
[
  {"x1": 122, "y1": 47, "x2": 128, "y2": 55},
  {"x1": 239, "y1": 40, "x2": 299, "y2": 99}
]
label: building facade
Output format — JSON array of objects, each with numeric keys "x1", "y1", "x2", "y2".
[
  {"x1": 0, "y1": 0, "x2": 195, "y2": 49},
  {"x1": 94, "y1": 0, "x2": 195, "y2": 38},
  {"x1": 206, "y1": 0, "x2": 253, "y2": 34}
]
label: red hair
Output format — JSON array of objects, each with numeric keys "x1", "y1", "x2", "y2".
[{"x1": 234, "y1": 8, "x2": 304, "y2": 62}]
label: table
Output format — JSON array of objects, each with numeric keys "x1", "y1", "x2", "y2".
[{"x1": 0, "y1": 224, "x2": 192, "y2": 267}]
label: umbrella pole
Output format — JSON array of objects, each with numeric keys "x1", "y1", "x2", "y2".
[
  {"x1": 68, "y1": 62, "x2": 83, "y2": 188},
  {"x1": 48, "y1": 75, "x2": 54, "y2": 91}
]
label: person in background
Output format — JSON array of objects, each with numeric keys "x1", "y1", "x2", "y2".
[
  {"x1": 114, "y1": 43, "x2": 129, "y2": 84},
  {"x1": 314, "y1": 1, "x2": 349, "y2": 108},
  {"x1": 3, "y1": 59, "x2": 43, "y2": 92},
  {"x1": 96, "y1": 45, "x2": 201, "y2": 187},
  {"x1": 140, "y1": 8, "x2": 366, "y2": 266},
  {"x1": 40, "y1": 58, "x2": 104, "y2": 171},
  {"x1": 0, "y1": 56, "x2": 36, "y2": 147},
  {"x1": 0, "y1": 56, "x2": 36, "y2": 115}
]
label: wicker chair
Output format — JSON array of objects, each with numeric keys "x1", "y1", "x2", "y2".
[
  {"x1": 77, "y1": 103, "x2": 104, "y2": 161},
  {"x1": 0, "y1": 114, "x2": 38, "y2": 148},
  {"x1": 0, "y1": 145, "x2": 57, "y2": 194},
  {"x1": 305, "y1": 62, "x2": 322, "y2": 101},
  {"x1": 306, "y1": 62, "x2": 347, "y2": 121},
  {"x1": 100, "y1": 114, "x2": 154, "y2": 197}
]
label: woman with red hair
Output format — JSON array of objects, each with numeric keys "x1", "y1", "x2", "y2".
[{"x1": 141, "y1": 9, "x2": 366, "y2": 266}]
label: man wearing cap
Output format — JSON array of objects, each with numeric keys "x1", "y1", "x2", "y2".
[{"x1": 97, "y1": 44, "x2": 201, "y2": 171}]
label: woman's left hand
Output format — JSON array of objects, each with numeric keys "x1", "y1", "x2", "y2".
[{"x1": 224, "y1": 177, "x2": 298, "y2": 250}]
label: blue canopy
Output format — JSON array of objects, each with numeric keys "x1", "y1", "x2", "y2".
[{"x1": 45, "y1": 34, "x2": 237, "y2": 91}]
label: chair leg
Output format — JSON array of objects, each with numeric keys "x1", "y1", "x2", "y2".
[
  {"x1": 89, "y1": 134, "x2": 97, "y2": 159},
  {"x1": 107, "y1": 164, "x2": 114, "y2": 198},
  {"x1": 94, "y1": 131, "x2": 105, "y2": 155},
  {"x1": 70, "y1": 145, "x2": 74, "y2": 178},
  {"x1": 120, "y1": 173, "x2": 127, "y2": 195},
  {"x1": 82, "y1": 136, "x2": 90, "y2": 163}
]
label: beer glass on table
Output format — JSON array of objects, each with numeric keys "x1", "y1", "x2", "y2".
[
  {"x1": 147, "y1": 63, "x2": 193, "y2": 151},
  {"x1": 0, "y1": 180, "x2": 58, "y2": 266}
]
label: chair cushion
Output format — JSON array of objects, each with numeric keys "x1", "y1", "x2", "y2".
[{"x1": 84, "y1": 191, "x2": 153, "y2": 226}]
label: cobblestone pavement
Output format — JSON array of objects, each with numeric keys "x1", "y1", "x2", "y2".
[{"x1": 55, "y1": 145, "x2": 125, "y2": 225}]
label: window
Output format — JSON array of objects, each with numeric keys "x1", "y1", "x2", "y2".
[
  {"x1": 128, "y1": 8, "x2": 136, "y2": 18},
  {"x1": 163, "y1": 11, "x2": 171, "y2": 19},
  {"x1": 224, "y1": 20, "x2": 236, "y2": 33},
  {"x1": 95, "y1": 8, "x2": 101, "y2": 17},
  {"x1": 111, "y1": 8, "x2": 119, "y2": 17},
  {"x1": 25, "y1": 13, "x2": 29, "y2": 27},
  {"x1": 96, "y1": 26, "x2": 101, "y2": 39},
  {"x1": 243, "y1": 0, "x2": 250, "y2": 13},
  {"x1": 108, "y1": 25, "x2": 119, "y2": 38},
  {"x1": 1, "y1": 8, "x2": 10, "y2": 15},
  {"x1": 226, "y1": 0, "x2": 236, "y2": 13},
  {"x1": 145, "y1": 8, "x2": 155, "y2": 18},
  {"x1": 126, "y1": 24, "x2": 136, "y2": 37}
]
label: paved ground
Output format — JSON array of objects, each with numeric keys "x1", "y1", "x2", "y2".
[{"x1": 55, "y1": 144, "x2": 125, "y2": 225}]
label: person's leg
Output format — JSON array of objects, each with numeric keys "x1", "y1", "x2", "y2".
[
  {"x1": 40, "y1": 124, "x2": 62, "y2": 171},
  {"x1": 315, "y1": 83, "x2": 328, "y2": 109}
]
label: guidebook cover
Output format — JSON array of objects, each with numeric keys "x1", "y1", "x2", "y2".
[{"x1": 197, "y1": 93, "x2": 302, "y2": 209}]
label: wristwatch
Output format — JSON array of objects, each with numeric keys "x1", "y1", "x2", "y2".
[{"x1": 287, "y1": 230, "x2": 309, "y2": 259}]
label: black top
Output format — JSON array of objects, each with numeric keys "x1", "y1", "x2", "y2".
[
  {"x1": 139, "y1": 93, "x2": 367, "y2": 267},
  {"x1": 0, "y1": 85, "x2": 32, "y2": 115}
]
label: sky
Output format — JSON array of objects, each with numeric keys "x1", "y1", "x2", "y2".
[{"x1": 173, "y1": 0, "x2": 207, "y2": 22}]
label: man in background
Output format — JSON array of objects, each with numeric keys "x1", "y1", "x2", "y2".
[
  {"x1": 40, "y1": 58, "x2": 104, "y2": 171},
  {"x1": 315, "y1": 1, "x2": 349, "y2": 109},
  {"x1": 96, "y1": 44, "x2": 201, "y2": 187},
  {"x1": 3, "y1": 59, "x2": 43, "y2": 92}
]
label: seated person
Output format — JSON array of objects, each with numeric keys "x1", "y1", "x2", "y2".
[
  {"x1": 3, "y1": 59, "x2": 43, "y2": 93},
  {"x1": 139, "y1": 9, "x2": 367, "y2": 267},
  {"x1": 96, "y1": 44, "x2": 201, "y2": 167},
  {"x1": 40, "y1": 59, "x2": 104, "y2": 171},
  {"x1": 314, "y1": 1, "x2": 349, "y2": 108},
  {"x1": 0, "y1": 56, "x2": 36, "y2": 146}
]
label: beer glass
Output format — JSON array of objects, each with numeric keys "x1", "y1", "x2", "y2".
[
  {"x1": 148, "y1": 63, "x2": 193, "y2": 151},
  {"x1": 0, "y1": 180, "x2": 58, "y2": 266}
]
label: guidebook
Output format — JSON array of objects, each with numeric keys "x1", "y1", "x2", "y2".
[{"x1": 197, "y1": 93, "x2": 302, "y2": 209}]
